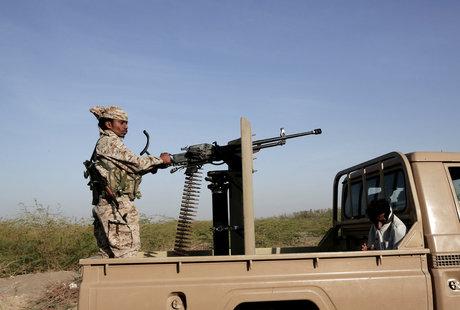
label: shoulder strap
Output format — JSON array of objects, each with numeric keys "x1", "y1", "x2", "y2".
[{"x1": 89, "y1": 136, "x2": 103, "y2": 162}]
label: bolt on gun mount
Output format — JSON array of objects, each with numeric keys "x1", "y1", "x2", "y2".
[{"x1": 170, "y1": 127, "x2": 322, "y2": 255}]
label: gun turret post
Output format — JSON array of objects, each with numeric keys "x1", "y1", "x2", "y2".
[
  {"x1": 206, "y1": 170, "x2": 230, "y2": 256},
  {"x1": 226, "y1": 117, "x2": 256, "y2": 255}
]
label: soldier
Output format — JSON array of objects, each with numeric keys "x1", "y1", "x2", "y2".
[{"x1": 86, "y1": 106, "x2": 172, "y2": 258}]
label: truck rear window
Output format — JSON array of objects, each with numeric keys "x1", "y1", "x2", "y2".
[
  {"x1": 384, "y1": 170, "x2": 407, "y2": 212},
  {"x1": 448, "y1": 167, "x2": 460, "y2": 203},
  {"x1": 343, "y1": 181, "x2": 364, "y2": 219},
  {"x1": 342, "y1": 168, "x2": 407, "y2": 219}
]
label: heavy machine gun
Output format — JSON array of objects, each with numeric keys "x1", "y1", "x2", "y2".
[
  {"x1": 170, "y1": 128, "x2": 322, "y2": 175},
  {"x1": 140, "y1": 118, "x2": 322, "y2": 256}
]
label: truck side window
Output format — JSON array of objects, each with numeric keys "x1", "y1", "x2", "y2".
[
  {"x1": 365, "y1": 176, "x2": 381, "y2": 216},
  {"x1": 342, "y1": 180, "x2": 364, "y2": 219},
  {"x1": 384, "y1": 170, "x2": 407, "y2": 212},
  {"x1": 350, "y1": 181, "x2": 363, "y2": 218},
  {"x1": 448, "y1": 167, "x2": 460, "y2": 203}
]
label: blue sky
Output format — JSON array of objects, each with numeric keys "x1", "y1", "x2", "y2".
[{"x1": 1, "y1": 1, "x2": 459, "y2": 219}]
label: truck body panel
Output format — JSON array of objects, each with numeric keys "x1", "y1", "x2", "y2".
[
  {"x1": 79, "y1": 250, "x2": 431, "y2": 310},
  {"x1": 408, "y1": 156, "x2": 460, "y2": 310}
]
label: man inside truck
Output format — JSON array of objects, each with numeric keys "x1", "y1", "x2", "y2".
[{"x1": 361, "y1": 199, "x2": 406, "y2": 251}]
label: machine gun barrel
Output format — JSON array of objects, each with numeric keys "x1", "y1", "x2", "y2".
[{"x1": 252, "y1": 128, "x2": 322, "y2": 151}]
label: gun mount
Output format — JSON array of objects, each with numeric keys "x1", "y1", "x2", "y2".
[{"x1": 170, "y1": 118, "x2": 322, "y2": 256}]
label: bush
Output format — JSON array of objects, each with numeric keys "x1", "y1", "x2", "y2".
[
  {"x1": 0, "y1": 201, "x2": 97, "y2": 277},
  {"x1": 255, "y1": 209, "x2": 332, "y2": 247}
]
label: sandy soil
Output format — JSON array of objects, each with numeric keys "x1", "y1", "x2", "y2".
[{"x1": 0, "y1": 271, "x2": 78, "y2": 310}]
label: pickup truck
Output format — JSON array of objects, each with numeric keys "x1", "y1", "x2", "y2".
[{"x1": 78, "y1": 119, "x2": 460, "y2": 310}]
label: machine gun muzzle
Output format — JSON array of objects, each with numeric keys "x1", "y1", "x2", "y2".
[{"x1": 252, "y1": 128, "x2": 321, "y2": 151}]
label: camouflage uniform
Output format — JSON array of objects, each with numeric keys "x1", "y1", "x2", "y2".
[{"x1": 88, "y1": 106, "x2": 163, "y2": 258}]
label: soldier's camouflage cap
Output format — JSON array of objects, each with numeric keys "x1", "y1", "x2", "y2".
[{"x1": 90, "y1": 106, "x2": 128, "y2": 121}]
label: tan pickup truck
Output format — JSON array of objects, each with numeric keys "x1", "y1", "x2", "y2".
[{"x1": 78, "y1": 119, "x2": 460, "y2": 310}]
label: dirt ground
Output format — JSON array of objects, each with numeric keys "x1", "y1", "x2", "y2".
[{"x1": 0, "y1": 271, "x2": 79, "y2": 310}]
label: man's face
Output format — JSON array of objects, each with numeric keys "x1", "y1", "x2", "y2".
[
  {"x1": 372, "y1": 212, "x2": 387, "y2": 229},
  {"x1": 106, "y1": 119, "x2": 128, "y2": 137}
]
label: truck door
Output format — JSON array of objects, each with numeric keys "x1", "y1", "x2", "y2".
[{"x1": 430, "y1": 165, "x2": 460, "y2": 310}]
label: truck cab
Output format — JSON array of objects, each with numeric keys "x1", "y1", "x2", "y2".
[{"x1": 326, "y1": 151, "x2": 460, "y2": 309}]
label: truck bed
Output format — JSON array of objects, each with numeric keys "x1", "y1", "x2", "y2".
[{"x1": 79, "y1": 248, "x2": 431, "y2": 310}]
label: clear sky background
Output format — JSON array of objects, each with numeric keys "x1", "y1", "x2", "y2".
[{"x1": 1, "y1": 1, "x2": 459, "y2": 220}]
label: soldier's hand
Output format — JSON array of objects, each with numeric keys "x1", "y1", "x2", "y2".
[{"x1": 160, "y1": 152, "x2": 172, "y2": 166}]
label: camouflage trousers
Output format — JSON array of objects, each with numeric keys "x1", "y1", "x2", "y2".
[{"x1": 92, "y1": 196, "x2": 140, "y2": 258}]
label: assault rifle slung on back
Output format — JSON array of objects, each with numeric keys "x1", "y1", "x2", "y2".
[{"x1": 170, "y1": 127, "x2": 322, "y2": 174}]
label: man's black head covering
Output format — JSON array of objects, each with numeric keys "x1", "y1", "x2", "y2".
[{"x1": 366, "y1": 198, "x2": 391, "y2": 221}]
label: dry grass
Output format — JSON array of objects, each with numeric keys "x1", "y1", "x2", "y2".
[
  {"x1": 30, "y1": 274, "x2": 81, "y2": 310},
  {"x1": 0, "y1": 201, "x2": 332, "y2": 276},
  {"x1": 255, "y1": 209, "x2": 332, "y2": 247},
  {"x1": 0, "y1": 202, "x2": 97, "y2": 277}
]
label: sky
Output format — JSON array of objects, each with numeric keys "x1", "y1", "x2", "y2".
[{"x1": 1, "y1": 0, "x2": 459, "y2": 220}]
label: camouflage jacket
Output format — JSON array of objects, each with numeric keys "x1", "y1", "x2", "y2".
[{"x1": 93, "y1": 129, "x2": 164, "y2": 201}]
